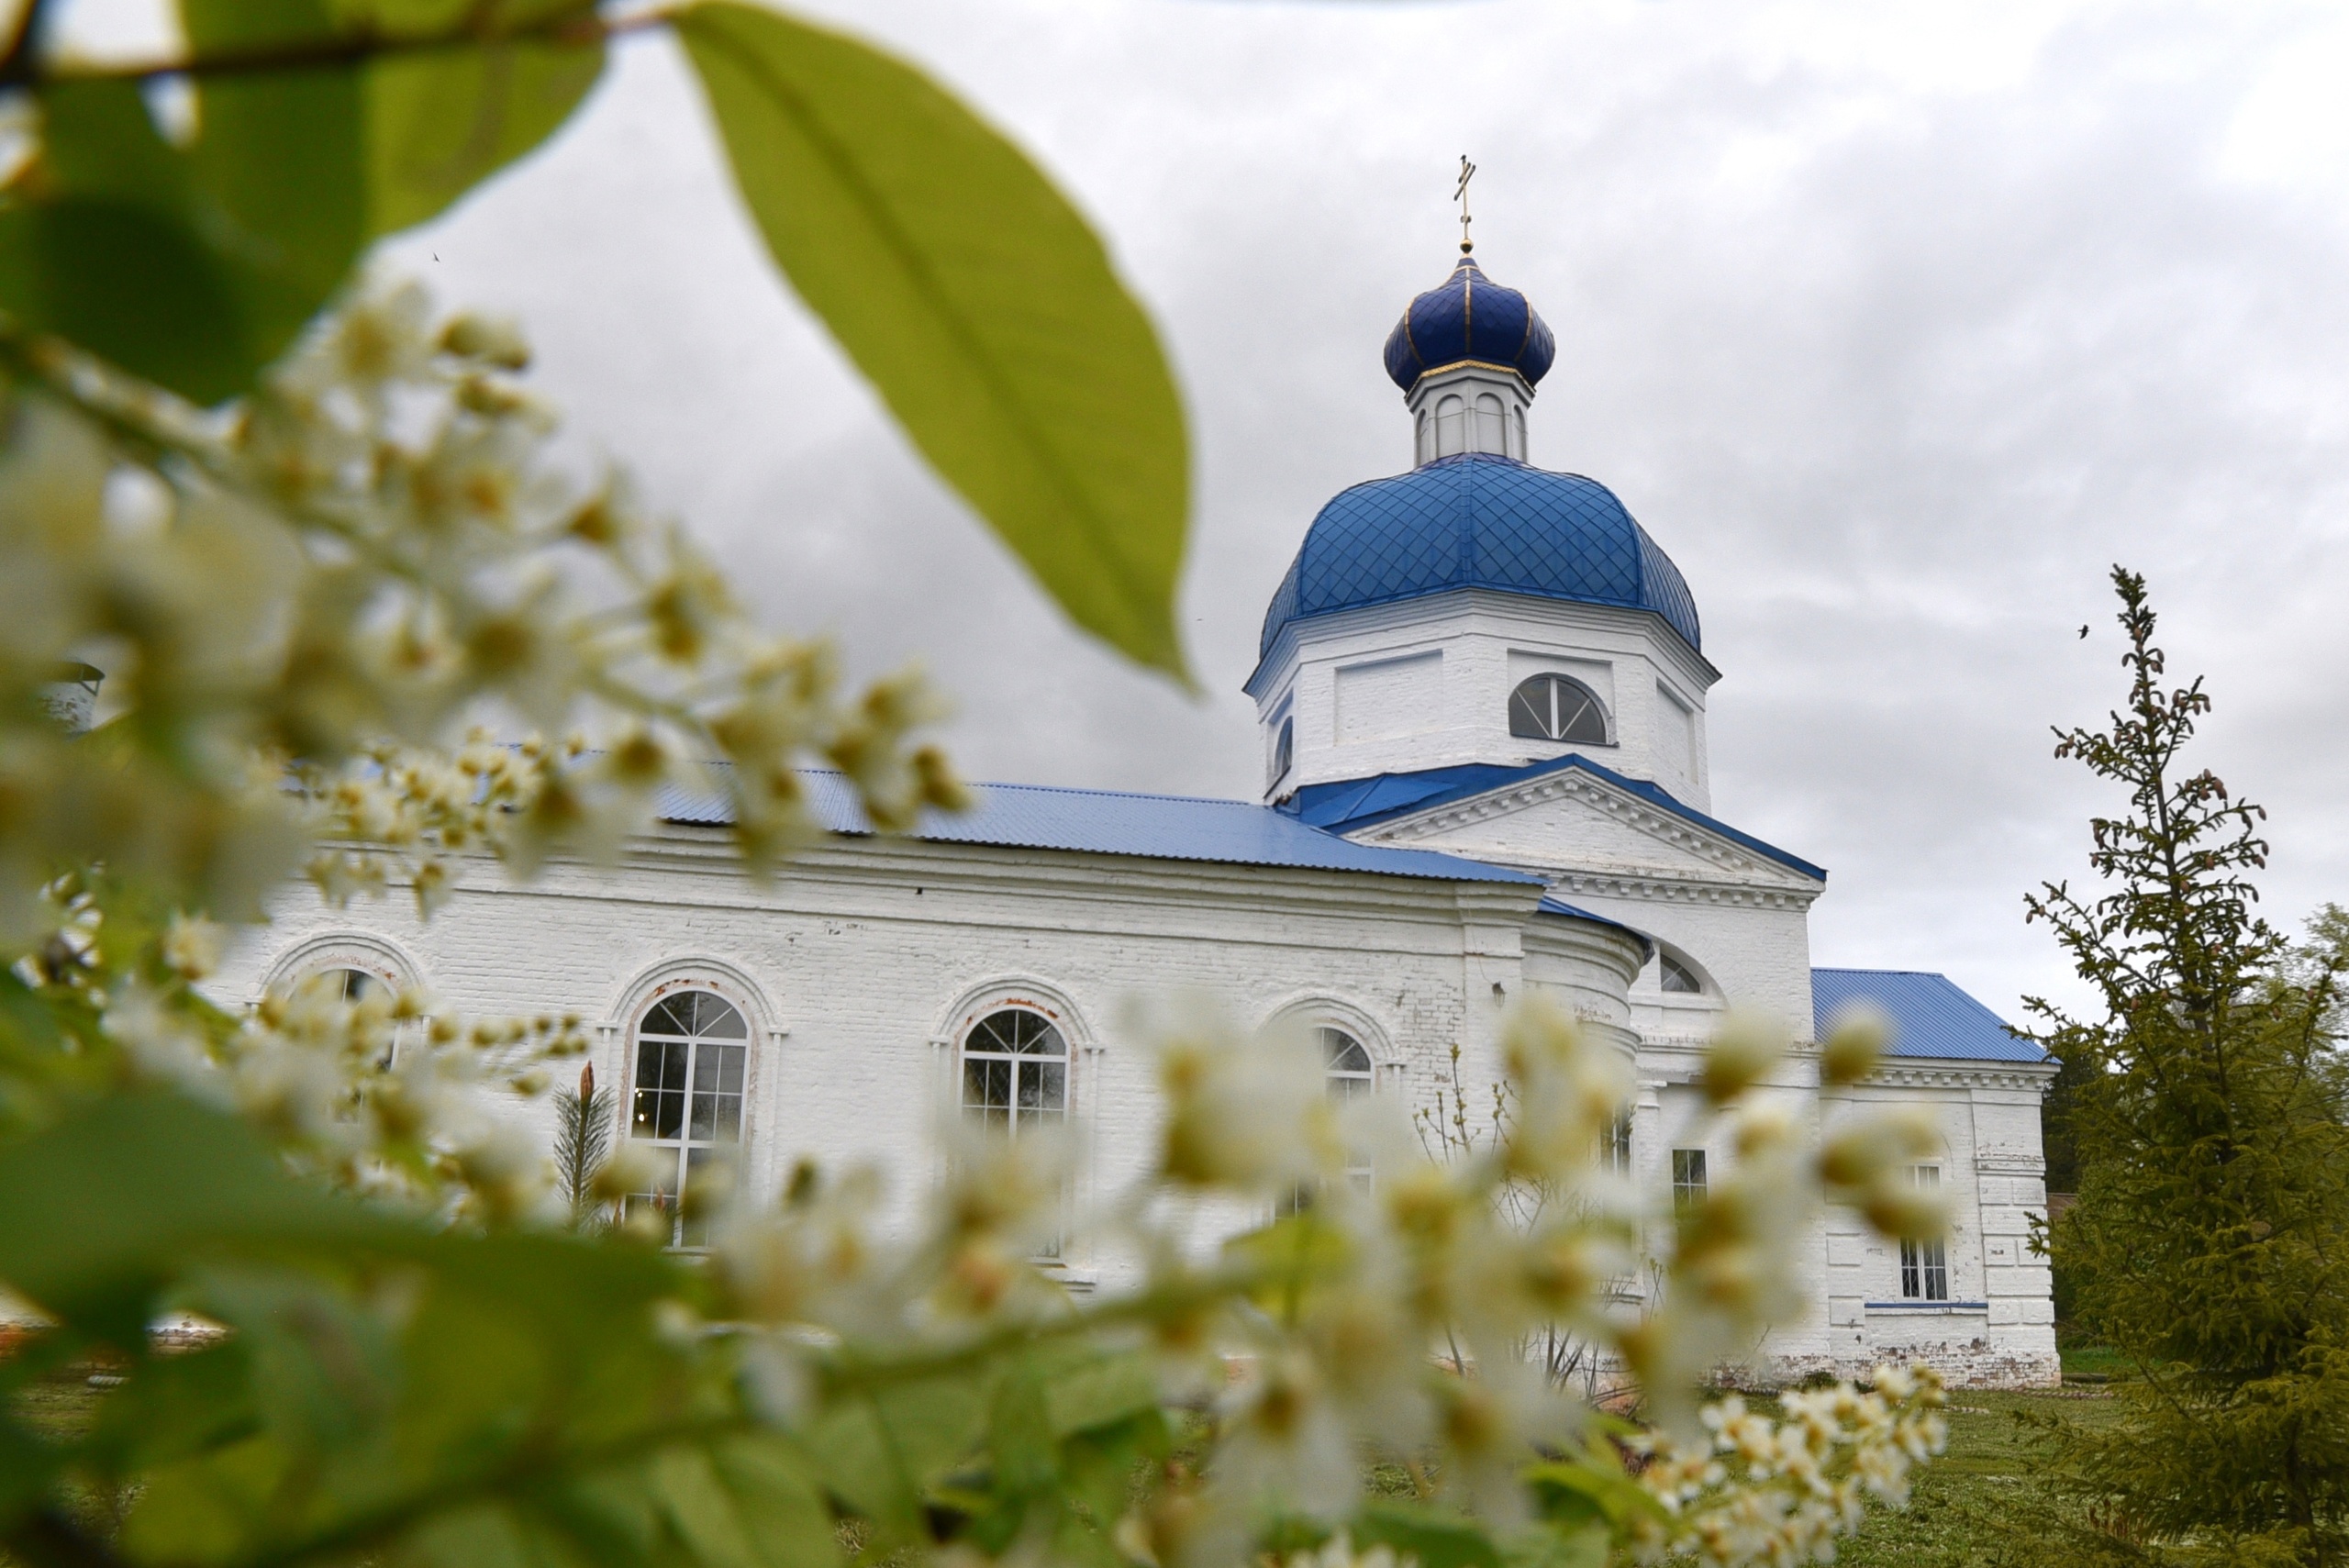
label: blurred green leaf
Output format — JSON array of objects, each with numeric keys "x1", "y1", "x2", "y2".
[
  {"x1": 1039, "y1": 1347, "x2": 1159, "y2": 1439},
  {"x1": 1504, "y1": 1520, "x2": 1611, "y2": 1568},
  {"x1": 1523, "y1": 1456, "x2": 1668, "y2": 1533},
  {"x1": 674, "y1": 1, "x2": 1190, "y2": 680},
  {"x1": 0, "y1": 82, "x2": 264, "y2": 401},
  {"x1": 181, "y1": 0, "x2": 372, "y2": 370},
  {"x1": 0, "y1": 4, "x2": 601, "y2": 403},
  {"x1": 0, "y1": 1091, "x2": 400, "y2": 1337},
  {"x1": 807, "y1": 1372, "x2": 986, "y2": 1538},
  {"x1": 363, "y1": 33, "x2": 605, "y2": 237},
  {"x1": 1352, "y1": 1502, "x2": 1507, "y2": 1568}
]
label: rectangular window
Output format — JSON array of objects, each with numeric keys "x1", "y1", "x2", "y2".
[
  {"x1": 1605, "y1": 1112, "x2": 1633, "y2": 1177},
  {"x1": 1672, "y1": 1148, "x2": 1708, "y2": 1211},
  {"x1": 1898, "y1": 1165, "x2": 1949, "y2": 1301}
]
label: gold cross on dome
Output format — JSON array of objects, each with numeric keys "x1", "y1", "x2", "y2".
[{"x1": 1455, "y1": 155, "x2": 1476, "y2": 253}]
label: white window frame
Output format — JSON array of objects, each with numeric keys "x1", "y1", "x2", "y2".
[
  {"x1": 1672, "y1": 1147, "x2": 1709, "y2": 1211},
  {"x1": 1898, "y1": 1164, "x2": 1950, "y2": 1301},
  {"x1": 625, "y1": 989, "x2": 751, "y2": 1250},
  {"x1": 957, "y1": 1005, "x2": 1074, "y2": 1260}
]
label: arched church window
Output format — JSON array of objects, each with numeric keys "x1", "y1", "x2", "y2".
[
  {"x1": 316, "y1": 967, "x2": 380, "y2": 1004},
  {"x1": 1270, "y1": 716, "x2": 1294, "y2": 788},
  {"x1": 1415, "y1": 408, "x2": 1432, "y2": 465},
  {"x1": 1473, "y1": 393, "x2": 1506, "y2": 454},
  {"x1": 295, "y1": 966, "x2": 399, "y2": 1067},
  {"x1": 627, "y1": 989, "x2": 749, "y2": 1247},
  {"x1": 1660, "y1": 953, "x2": 1704, "y2": 995},
  {"x1": 1508, "y1": 673, "x2": 1609, "y2": 745},
  {"x1": 1320, "y1": 1027, "x2": 1374, "y2": 1100},
  {"x1": 1279, "y1": 1026, "x2": 1377, "y2": 1215},
  {"x1": 1511, "y1": 405, "x2": 1527, "y2": 461},
  {"x1": 961, "y1": 1007, "x2": 1067, "y2": 1139},
  {"x1": 1434, "y1": 394, "x2": 1466, "y2": 457}
]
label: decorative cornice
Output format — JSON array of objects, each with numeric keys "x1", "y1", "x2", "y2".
[
  {"x1": 1548, "y1": 871, "x2": 1817, "y2": 911},
  {"x1": 1866, "y1": 1062, "x2": 2058, "y2": 1093},
  {"x1": 1359, "y1": 773, "x2": 1819, "y2": 905}
]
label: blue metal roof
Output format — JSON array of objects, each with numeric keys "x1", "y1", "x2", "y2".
[
  {"x1": 1383, "y1": 253, "x2": 1556, "y2": 394},
  {"x1": 1285, "y1": 753, "x2": 1826, "y2": 883},
  {"x1": 655, "y1": 769, "x2": 1542, "y2": 887},
  {"x1": 1536, "y1": 895, "x2": 1655, "y2": 961},
  {"x1": 1255, "y1": 454, "x2": 1701, "y2": 669},
  {"x1": 1811, "y1": 969, "x2": 2046, "y2": 1062}
]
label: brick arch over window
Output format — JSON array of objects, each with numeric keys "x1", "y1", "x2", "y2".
[
  {"x1": 261, "y1": 932, "x2": 426, "y2": 1002},
  {"x1": 1263, "y1": 995, "x2": 1397, "y2": 1098},
  {"x1": 1645, "y1": 942, "x2": 1721, "y2": 1001},
  {"x1": 932, "y1": 976, "x2": 1098, "y2": 1133}
]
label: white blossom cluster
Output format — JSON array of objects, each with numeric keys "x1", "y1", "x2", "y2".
[
  {"x1": 12, "y1": 873, "x2": 586, "y2": 1227},
  {"x1": 0, "y1": 281, "x2": 958, "y2": 1204},
  {"x1": 0, "y1": 282, "x2": 965, "y2": 946},
  {"x1": 1628, "y1": 1367, "x2": 1949, "y2": 1565},
  {"x1": 700, "y1": 996, "x2": 1950, "y2": 1568}
]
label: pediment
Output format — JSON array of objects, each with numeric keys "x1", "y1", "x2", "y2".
[{"x1": 1342, "y1": 769, "x2": 1821, "y2": 897}]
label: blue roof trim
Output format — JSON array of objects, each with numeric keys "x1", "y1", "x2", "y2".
[
  {"x1": 1536, "y1": 895, "x2": 1655, "y2": 961},
  {"x1": 1284, "y1": 753, "x2": 1827, "y2": 883},
  {"x1": 1254, "y1": 455, "x2": 1702, "y2": 670},
  {"x1": 656, "y1": 769, "x2": 1542, "y2": 887},
  {"x1": 1810, "y1": 969, "x2": 2047, "y2": 1062}
]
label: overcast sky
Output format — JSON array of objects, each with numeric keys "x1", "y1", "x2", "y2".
[{"x1": 71, "y1": 0, "x2": 2349, "y2": 1023}]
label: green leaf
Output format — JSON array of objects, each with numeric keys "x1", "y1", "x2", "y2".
[
  {"x1": 0, "y1": 1091, "x2": 402, "y2": 1337},
  {"x1": 674, "y1": 1, "x2": 1190, "y2": 679},
  {"x1": 182, "y1": 0, "x2": 373, "y2": 363},
  {"x1": 1350, "y1": 1502, "x2": 1505, "y2": 1568},
  {"x1": 0, "y1": 82, "x2": 264, "y2": 401},
  {"x1": 1521, "y1": 1458, "x2": 1667, "y2": 1533},
  {"x1": 363, "y1": 28, "x2": 606, "y2": 237},
  {"x1": 807, "y1": 1373, "x2": 986, "y2": 1536},
  {"x1": 178, "y1": 0, "x2": 608, "y2": 284},
  {"x1": 1040, "y1": 1348, "x2": 1160, "y2": 1439},
  {"x1": 0, "y1": 5, "x2": 600, "y2": 403}
]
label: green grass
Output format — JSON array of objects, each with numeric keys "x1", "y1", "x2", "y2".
[
  {"x1": 1834, "y1": 1387, "x2": 2127, "y2": 1568},
  {"x1": 2058, "y1": 1340, "x2": 2136, "y2": 1382}
]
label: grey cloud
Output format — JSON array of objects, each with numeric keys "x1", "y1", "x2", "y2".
[{"x1": 379, "y1": 0, "x2": 2349, "y2": 1028}]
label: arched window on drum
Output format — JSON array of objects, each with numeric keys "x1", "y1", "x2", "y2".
[
  {"x1": 626, "y1": 989, "x2": 749, "y2": 1248},
  {"x1": 1508, "y1": 673, "x2": 1610, "y2": 746},
  {"x1": 1433, "y1": 394, "x2": 1467, "y2": 458}
]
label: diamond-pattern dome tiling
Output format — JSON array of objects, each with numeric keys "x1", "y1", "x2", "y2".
[{"x1": 1258, "y1": 453, "x2": 1702, "y2": 658}]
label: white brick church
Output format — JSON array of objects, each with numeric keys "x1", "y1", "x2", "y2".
[{"x1": 218, "y1": 250, "x2": 2060, "y2": 1386}]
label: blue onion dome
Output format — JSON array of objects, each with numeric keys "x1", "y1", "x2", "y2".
[
  {"x1": 1383, "y1": 254, "x2": 1557, "y2": 393},
  {"x1": 1258, "y1": 453, "x2": 1701, "y2": 660}
]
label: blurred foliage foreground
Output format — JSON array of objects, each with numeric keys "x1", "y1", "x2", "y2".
[{"x1": 0, "y1": 3, "x2": 1954, "y2": 1566}]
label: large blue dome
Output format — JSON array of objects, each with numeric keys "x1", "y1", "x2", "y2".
[
  {"x1": 1384, "y1": 254, "x2": 1556, "y2": 393},
  {"x1": 1257, "y1": 453, "x2": 1702, "y2": 661}
]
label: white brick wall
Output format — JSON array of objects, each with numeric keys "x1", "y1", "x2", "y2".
[
  {"x1": 212, "y1": 812, "x2": 2057, "y2": 1385},
  {"x1": 1250, "y1": 591, "x2": 1718, "y2": 811}
]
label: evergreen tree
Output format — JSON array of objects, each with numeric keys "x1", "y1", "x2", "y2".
[
  {"x1": 553, "y1": 1062, "x2": 618, "y2": 1230},
  {"x1": 2022, "y1": 567, "x2": 2349, "y2": 1565}
]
